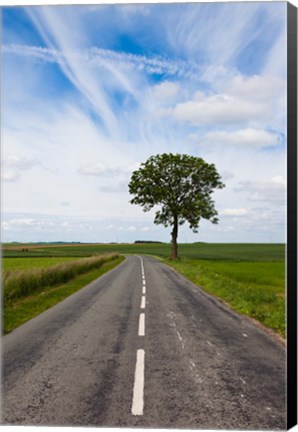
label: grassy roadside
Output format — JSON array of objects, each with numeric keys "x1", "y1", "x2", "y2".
[
  {"x1": 3, "y1": 256, "x2": 125, "y2": 334},
  {"x1": 3, "y1": 254, "x2": 120, "y2": 302},
  {"x1": 3, "y1": 257, "x2": 79, "y2": 272},
  {"x1": 163, "y1": 258, "x2": 285, "y2": 338}
]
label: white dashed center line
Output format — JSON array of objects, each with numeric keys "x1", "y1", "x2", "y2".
[
  {"x1": 138, "y1": 313, "x2": 145, "y2": 336},
  {"x1": 131, "y1": 349, "x2": 145, "y2": 416},
  {"x1": 132, "y1": 256, "x2": 147, "y2": 416},
  {"x1": 140, "y1": 295, "x2": 146, "y2": 309}
]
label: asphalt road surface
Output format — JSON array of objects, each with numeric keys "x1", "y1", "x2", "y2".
[{"x1": 2, "y1": 255, "x2": 286, "y2": 429}]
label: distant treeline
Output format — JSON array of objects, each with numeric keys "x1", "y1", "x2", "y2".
[
  {"x1": 134, "y1": 240, "x2": 165, "y2": 244},
  {"x1": 8, "y1": 241, "x2": 82, "y2": 245}
]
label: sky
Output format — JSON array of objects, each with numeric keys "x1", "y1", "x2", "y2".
[{"x1": 1, "y1": 1, "x2": 287, "y2": 244}]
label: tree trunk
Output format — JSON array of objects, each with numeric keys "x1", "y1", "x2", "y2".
[{"x1": 171, "y1": 216, "x2": 178, "y2": 259}]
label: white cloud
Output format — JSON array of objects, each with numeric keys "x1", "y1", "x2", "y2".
[
  {"x1": 270, "y1": 176, "x2": 286, "y2": 186},
  {"x1": 1, "y1": 217, "x2": 52, "y2": 231},
  {"x1": 170, "y1": 74, "x2": 285, "y2": 128},
  {"x1": 262, "y1": 30, "x2": 286, "y2": 78},
  {"x1": 234, "y1": 176, "x2": 286, "y2": 206},
  {"x1": 78, "y1": 163, "x2": 116, "y2": 177},
  {"x1": 2, "y1": 155, "x2": 40, "y2": 182},
  {"x1": 11, "y1": 218, "x2": 35, "y2": 226},
  {"x1": 1, "y1": 218, "x2": 35, "y2": 231},
  {"x1": 153, "y1": 81, "x2": 180, "y2": 100},
  {"x1": 172, "y1": 93, "x2": 263, "y2": 126},
  {"x1": 202, "y1": 128, "x2": 280, "y2": 148},
  {"x1": 1, "y1": 215, "x2": 95, "y2": 238},
  {"x1": 78, "y1": 161, "x2": 139, "y2": 193},
  {"x1": 118, "y1": 4, "x2": 151, "y2": 17},
  {"x1": 220, "y1": 208, "x2": 248, "y2": 216},
  {"x1": 98, "y1": 180, "x2": 128, "y2": 193},
  {"x1": 227, "y1": 75, "x2": 285, "y2": 102},
  {"x1": 219, "y1": 171, "x2": 234, "y2": 181},
  {"x1": 1, "y1": 101, "x2": 144, "y2": 219},
  {"x1": 78, "y1": 162, "x2": 140, "y2": 177}
]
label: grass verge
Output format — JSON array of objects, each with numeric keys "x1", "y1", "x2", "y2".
[
  {"x1": 3, "y1": 257, "x2": 79, "y2": 272},
  {"x1": 3, "y1": 256, "x2": 125, "y2": 334},
  {"x1": 3, "y1": 254, "x2": 119, "y2": 302},
  {"x1": 163, "y1": 258, "x2": 285, "y2": 338}
]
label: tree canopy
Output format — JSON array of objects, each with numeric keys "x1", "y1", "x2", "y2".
[{"x1": 128, "y1": 153, "x2": 225, "y2": 258}]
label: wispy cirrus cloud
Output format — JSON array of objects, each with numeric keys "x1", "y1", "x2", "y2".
[
  {"x1": 2, "y1": 44, "x2": 59, "y2": 63},
  {"x1": 3, "y1": 43, "x2": 203, "y2": 80},
  {"x1": 165, "y1": 2, "x2": 286, "y2": 75},
  {"x1": 88, "y1": 47, "x2": 201, "y2": 79},
  {"x1": 25, "y1": 7, "x2": 120, "y2": 136},
  {"x1": 3, "y1": 41, "x2": 201, "y2": 150}
]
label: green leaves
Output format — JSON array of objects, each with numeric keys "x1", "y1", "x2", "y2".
[
  {"x1": 128, "y1": 153, "x2": 225, "y2": 232},
  {"x1": 129, "y1": 153, "x2": 224, "y2": 257}
]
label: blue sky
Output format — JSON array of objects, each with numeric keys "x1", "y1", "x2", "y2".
[{"x1": 1, "y1": 2, "x2": 287, "y2": 243}]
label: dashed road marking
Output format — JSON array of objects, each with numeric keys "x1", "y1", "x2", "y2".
[
  {"x1": 131, "y1": 349, "x2": 145, "y2": 415},
  {"x1": 132, "y1": 256, "x2": 146, "y2": 416},
  {"x1": 138, "y1": 313, "x2": 145, "y2": 336}
]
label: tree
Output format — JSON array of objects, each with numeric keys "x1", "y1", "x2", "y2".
[{"x1": 128, "y1": 153, "x2": 225, "y2": 259}]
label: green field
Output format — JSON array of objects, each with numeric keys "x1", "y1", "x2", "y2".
[
  {"x1": 2, "y1": 242, "x2": 285, "y2": 261},
  {"x1": 2, "y1": 242, "x2": 286, "y2": 337}
]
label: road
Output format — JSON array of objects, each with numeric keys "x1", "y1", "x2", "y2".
[{"x1": 2, "y1": 255, "x2": 286, "y2": 429}]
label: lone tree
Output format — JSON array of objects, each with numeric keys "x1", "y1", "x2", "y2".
[{"x1": 128, "y1": 153, "x2": 225, "y2": 259}]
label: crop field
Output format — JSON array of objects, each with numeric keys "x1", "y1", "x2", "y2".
[
  {"x1": 2, "y1": 242, "x2": 286, "y2": 337},
  {"x1": 2, "y1": 242, "x2": 285, "y2": 261}
]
